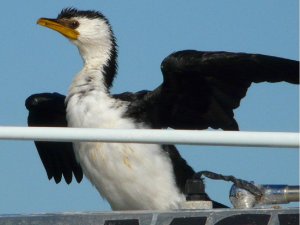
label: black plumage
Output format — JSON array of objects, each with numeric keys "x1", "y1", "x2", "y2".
[
  {"x1": 25, "y1": 93, "x2": 83, "y2": 184},
  {"x1": 26, "y1": 50, "x2": 299, "y2": 186}
]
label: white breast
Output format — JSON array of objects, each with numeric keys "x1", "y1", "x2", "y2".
[{"x1": 66, "y1": 91, "x2": 185, "y2": 210}]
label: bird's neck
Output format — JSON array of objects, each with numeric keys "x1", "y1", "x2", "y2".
[
  {"x1": 79, "y1": 42, "x2": 111, "y2": 70},
  {"x1": 68, "y1": 39, "x2": 118, "y2": 97}
]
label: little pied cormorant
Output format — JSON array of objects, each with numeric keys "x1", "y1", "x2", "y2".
[{"x1": 25, "y1": 8, "x2": 299, "y2": 210}]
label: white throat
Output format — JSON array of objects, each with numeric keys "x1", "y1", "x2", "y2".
[
  {"x1": 66, "y1": 17, "x2": 115, "y2": 97},
  {"x1": 76, "y1": 37, "x2": 112, "y2": 71},
  {"x1": 73, "y1": 16, "x2": 114, "y2": 70}
]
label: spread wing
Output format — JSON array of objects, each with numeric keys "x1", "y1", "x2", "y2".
[
  {"x1": 125, "y1": 50, "x2": 299, "y2": 130},
  {"x1": 25, "y1": 93, "x2": 83, "y2": 184},
  {"x1": 25, "y1": 51, "x2": 299, "y2": 184}
]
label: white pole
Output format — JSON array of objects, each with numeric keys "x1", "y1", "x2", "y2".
[{"x1": 0, "y1": 126, "x2": 298, "y2": 148}]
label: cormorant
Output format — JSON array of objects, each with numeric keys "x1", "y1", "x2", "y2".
[{"x1": 25, "y1": 8, "x2": 299, "y2": 210}]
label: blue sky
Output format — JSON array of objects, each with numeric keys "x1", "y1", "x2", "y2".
[{"x1": 0, "y1": 1, "x2": 298, "y2": 213}]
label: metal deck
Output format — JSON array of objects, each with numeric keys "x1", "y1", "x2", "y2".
[{"x1": 0, "y1": 208, "x2": 298, "y2": 225}]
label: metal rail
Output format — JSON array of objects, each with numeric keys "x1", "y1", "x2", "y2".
[
  {"x1": 0, "y1": 126, "x2": 298, "y2": 224},
  {"x1": 0, "y1": 126, "x2": 298, "y2": 148}
]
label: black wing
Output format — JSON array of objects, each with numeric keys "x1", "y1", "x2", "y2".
[
  {"x1": 125, "y1": 50, "x2": 299, "y2": 130},
  {"x1": 25, "y1": 93, "x2": 83, "y2": 184},
  {"x1": 25, "y1": 51, "x2": 299, "y2": 185}
]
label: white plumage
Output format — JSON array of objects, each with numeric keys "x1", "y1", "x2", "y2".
[{"x1": 65, "y1": 16, "x2": 185, "y2": 210}]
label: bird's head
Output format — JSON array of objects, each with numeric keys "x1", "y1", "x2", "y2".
[
  {"x1": 37, "y1": 8, "x2": 118, "y2": 87},
  {"x1": 37, "y1": 8, "x2": 117, "y2": 66}
]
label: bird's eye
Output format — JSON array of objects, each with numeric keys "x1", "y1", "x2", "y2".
[{"x1": 70, "y1": 20, "x2": 79, "y2": 29}]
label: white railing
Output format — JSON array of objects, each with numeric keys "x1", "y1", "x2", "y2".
[
  {"x1": 0, "y1": 126, "x2": 298, "y2": 224},
  {"x1": 0, "y1": 126, "x2": 298, "y2": 148}
]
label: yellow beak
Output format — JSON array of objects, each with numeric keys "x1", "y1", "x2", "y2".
[{"x1": 37, "y1": 18, "x2": 79, "y2": 40}]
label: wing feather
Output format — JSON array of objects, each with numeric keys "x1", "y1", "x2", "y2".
[{"x1": 25, "y1": 93, "x2": 83, "y2": 184}]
